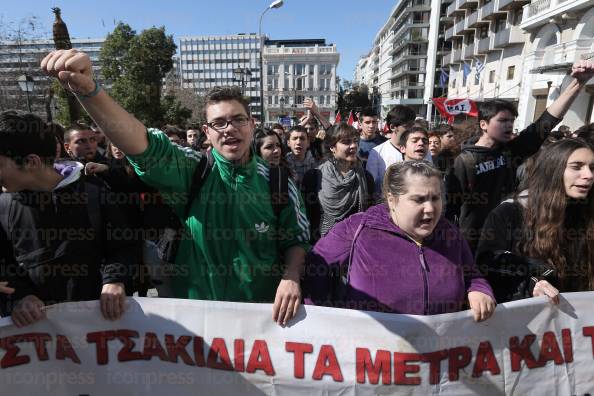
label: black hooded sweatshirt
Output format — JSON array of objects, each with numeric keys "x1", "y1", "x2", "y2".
[{"x1": 445, "y1": 110, "x2": 561, "y2": 251}]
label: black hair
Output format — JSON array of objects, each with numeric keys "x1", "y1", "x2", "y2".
[
  {"x1": 288, "y1": 125, "x2": 309, "y2": 141},
  {"x1": 252, "y1": 128, "x2": 283, "y2": 157},
  {"x1": 64, "y1": 121, "x2": 92, "y2": 143},
  {"x1": 0, "y1": 110, "x2": 56, "y2": 165},
  {"x1": 385, "y1": 105, "x2": 416, "y2": 128},
  {"x1": 398, "y1": 127, "x2": 428, "y2": 147},
  {"x1": 478, "y1": 99, "x2": 518, "y2": 126},
  {"x1": 202, "y1": 86, "x2": 250, "y2": 121},
  {"x1": 359, "y1": 107, "x2": 378, "y2": 119}
]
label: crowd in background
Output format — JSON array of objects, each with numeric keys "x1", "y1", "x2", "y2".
[{"x1": 0, "y1": 50, "x2": 593, "y2": 328}]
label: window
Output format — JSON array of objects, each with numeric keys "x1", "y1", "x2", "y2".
[
  {"x1": 489, "y1": 70, "x2": 495, "y2": 83},
  {"x1": 495, "y1": 18, "x2": 506, "y2": 33},
  {"x1": 319, "y1": 96, "x2": 325, "y2": 105},
  {"x1": 294, "y1": 64, "x2": 305, "y2": 75},
  {"x1": 320, "y1": 64, "x2": 332, "y2": 75},
  {"x1": 478, "y1": 26, "x2": 489, "y2": 39},
  {"x1": 507, "y1": 65, "x2": 515, "y2": 80},
  {"x1": 267, "y1": 64, "x2": 278, "y2": 75}
]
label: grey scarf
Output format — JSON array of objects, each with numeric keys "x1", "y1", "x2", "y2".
[{"x1": 318, "y1": 160, "x2": 369, "y2": 232}]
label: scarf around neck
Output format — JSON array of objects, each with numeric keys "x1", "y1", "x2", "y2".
[{"x1": 318, "y1": 159, "x2": 369, "y2": 224}]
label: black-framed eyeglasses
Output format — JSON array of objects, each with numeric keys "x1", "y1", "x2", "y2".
[{"x1": 206, "y1": 116, "x2": 250, "y2": 132}]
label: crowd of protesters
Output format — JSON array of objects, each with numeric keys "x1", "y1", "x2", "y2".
[{"x1": 0, "y1": 49, "x2": 592, "y2": 330}]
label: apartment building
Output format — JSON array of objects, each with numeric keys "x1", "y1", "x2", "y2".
[
  {"x1": 442, "y1": 0, "x2": 529, "y2": 108},
  {"x1": 262, "y1": 39, "x2": 339, "y2": 125},
  {"x1": 354, "y1": 0, "x2": 450, "y2": 120},
  {"x1": 517, "y1": 0, "x2": 594, "y2": 129}
]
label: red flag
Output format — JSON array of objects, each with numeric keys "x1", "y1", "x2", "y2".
[
  {"x1": 334, "y1": 112, "x2": 341, "y2": 124},
  {"x1": 347, "y1": 111, "x2": 354, "y2": 126},
  {"x1": 432, "y1": 98, "x2": 479, "y2": 124}
]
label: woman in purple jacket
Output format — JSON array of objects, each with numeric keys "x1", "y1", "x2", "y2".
[{"x1": 304, "y1": 160, "x2": 496, "y2": 321}]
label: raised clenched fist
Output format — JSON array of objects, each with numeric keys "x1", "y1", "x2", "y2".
[{"x1": 41, "y1": 49, "x2": 96, "y2": 96}]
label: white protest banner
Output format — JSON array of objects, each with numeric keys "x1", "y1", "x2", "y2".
[{"x1": 0, "y1": 293, "x2": 594, "y2": 395}]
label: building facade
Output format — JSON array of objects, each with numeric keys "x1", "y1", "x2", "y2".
[
  {"x1": 442, "y1": 0, "x2": 594, "y2": 130},
  {"x1": 0, "y1": 38, "x2": 105, "y2": 117},
  {"x1": 353, "y1": 0, "x2": 451, "y2": 121},
  {"x1": 442, "y1": 0, "x2": 529, "y2": 111},
  {"x1": 517, "y1": 0, "x2": 594, "y2": 129},
  {"x1": 178, "y1": 34, "x2": 262, "y2": 119},
  {"x1": 262, "y1": 39, "x2": 339, "y2": 126}
]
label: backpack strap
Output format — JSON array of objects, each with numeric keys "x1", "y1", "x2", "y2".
[
  {"x1": 268, "y1": 166, "x2": 289, "y2": 218},
  {"x1": 458, "y1": 151, "x2": 476, "y2": 191},
  {"x1": 183, "y1": 151, "x2": 214, "y2": 218},
  {"x1": 0, "y1": 193, "x2": 13, "y2": 242}
]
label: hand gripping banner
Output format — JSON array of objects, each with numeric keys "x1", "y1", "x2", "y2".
[
  {"x1": 1, "y1": 294, "x2": 594, "y2": 395},
  {"x1": 432, "y1": 98, "x2": 479, "y2": 124}
]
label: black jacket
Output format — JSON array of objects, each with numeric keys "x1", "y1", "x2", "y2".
[
  {"x1": 0, "y1": 163, "x2": 136, "y2": 313},
  {"x1": 475, "y1": 199, "x2": 558, "y2": 303},
  {"x1": 446, "y1": 110, "x2": 561, "y2": 251}
]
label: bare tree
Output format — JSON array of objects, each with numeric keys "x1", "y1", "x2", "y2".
[
  {"x1": 163, "y1": 67, "x2": 206, "y2": 126},
  {"x1": 0, "y1": 14, "x2": 49, "y2": 114}
]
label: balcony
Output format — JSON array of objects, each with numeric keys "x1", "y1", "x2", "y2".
[
  {"x1": 521, "y1": 0, "x2": 593, "y2": 30},
  {"x1": 391, "y1": 66, "x2": 424, "y2": 79},
  {"x1": 445, "y1": 25, "x2": 455, "y2": 40},
  {"x1": 442, "y1": 52, "x2": 453, "y2": 65},
  {"x1": 498, "y1": 0, "x2": 530, "y2": 10},
  {"x1": 453, "y1": 48, "x2": 463, "y2": 62},
  {"x1": 466, "y1": 9, "x2": 479, "y2": 27},
  {"x1": 493, "y1": 25, "x2": 525, "y2": 48},
  {"x1": 477, "y1": 36, "x2": 493, "y2": 53},
  {"x1": 446, "y1": 0, "x2": 468, "y2": 16},
  {"x1": 459, "y1": 0, "x2": 479, "y2": 9},
  {"x1": 464, "y1": 42, "x2": 476, "y2": 58},
  {"x1": 526, "y1": 0, "x2": 551, "y2": 17},
  {"x1": 447, "y1": 1, "x2": 456, "y2": 16},
  {"x1": 480, "y1": 0, "x2": 505, "y2": 20},
  {"x1": 454, "y1": 19, "x2": 466, "y2": 35}
]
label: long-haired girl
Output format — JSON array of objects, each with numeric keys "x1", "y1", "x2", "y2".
[{"x1": 476, "y1": 138, "x2": 594, "y2": 303}]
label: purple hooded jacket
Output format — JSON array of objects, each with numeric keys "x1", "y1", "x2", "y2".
[{"x1": 303, "y1": 204, "x2": 495, "y2": 315}]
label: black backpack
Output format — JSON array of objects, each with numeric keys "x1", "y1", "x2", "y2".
[{"x1": 156, "y1": 151, "x2": 290, "y2": 264}]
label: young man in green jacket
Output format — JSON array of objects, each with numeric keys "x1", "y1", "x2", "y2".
[{"x1": 41, "y1": 49, "x2": 310, "y2": 326}]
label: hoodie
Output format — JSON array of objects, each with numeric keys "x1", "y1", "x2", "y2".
[
  {"x1": 446, "y1": 110, "x2": 561, "y2": 251},
  {"x1": 304, "y1": 204, "x2": 494, "y2": 315},
  {"x1": 0, "y1": 160, "x2": 135, "y2": 312}
]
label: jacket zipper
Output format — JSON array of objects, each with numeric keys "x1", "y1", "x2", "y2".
[{"x1": 418, "y1": 245, "x2": 429, "y2": 315}]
